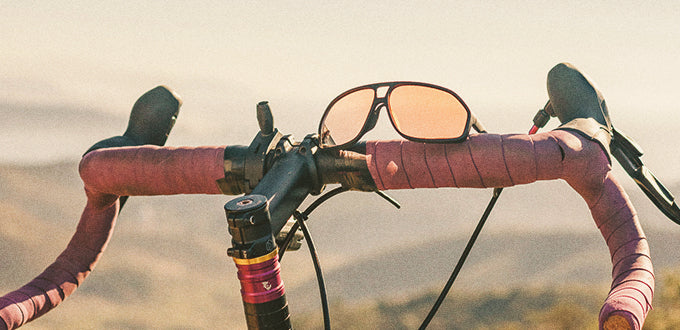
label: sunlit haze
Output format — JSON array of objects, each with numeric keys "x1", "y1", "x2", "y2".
[
  {"x1": 2, "y1": 4, "x2": 680, "y2": 327},
  {"x1": 2, "y1": 1, "x2": 679, "y2": 179}
]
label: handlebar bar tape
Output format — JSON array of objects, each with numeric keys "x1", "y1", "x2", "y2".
[
  {"x1": 0, "y1": 145, "x2": 226, "y2": 329},
  {"x1": 365, "y1": 131, "x2": 652, "y2": 330},
  {"x1": 0, "y1": 192, "x2": 119, "y2": 330},
  {"x1": 0, "y1": 133, "x2": 651, "y2": 329},
  {"x1": 79, "y1": 145, "x2": 227, "y2": 196}
]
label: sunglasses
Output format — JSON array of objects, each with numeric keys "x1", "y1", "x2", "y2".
[{"x1": 318, "y1": 81, "x2": 472, "y2": 149}]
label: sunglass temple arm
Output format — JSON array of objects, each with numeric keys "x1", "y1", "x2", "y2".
[{"x1": 470, "y1": 113, "x2": 487, "y2": 134}]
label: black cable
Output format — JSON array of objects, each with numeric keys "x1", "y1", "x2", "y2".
[
  {"x1": 275, "y1": 187, "x2": 349, "y2": 328},
  {"x1": 278, "y1": 186, "x2": 348, "y2": 260},
  {"x1": 294, "y1": 210, "x2": 331, "y2": 330},
  {"x1": 276, "y1": 186, "x2": 397, "y2": 329},
  {"x1": 277, "y1": 221, "x2": 299, "y2": 261},
  {"x1": 419, "y1": 187, "x2": 503, "y2": 329},
  {"x1": 304, "y1": 186, "x2": 349, "y2": 215}
]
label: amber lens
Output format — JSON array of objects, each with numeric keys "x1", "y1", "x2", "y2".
[
  {"x1": 388, "y1": 85, "x2": 469, "y2": 140},
  {"x1": 319, "y1": 88, "x2": 375, "y2": 147}
]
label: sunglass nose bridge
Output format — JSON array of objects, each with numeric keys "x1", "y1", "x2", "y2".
[{"x1": 376, "y1": 86, "x2": 390, "y2": 98}]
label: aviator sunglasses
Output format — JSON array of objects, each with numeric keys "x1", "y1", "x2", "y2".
[{"x1": 318, "y1": 81, "x2": 472, "y2": 149}]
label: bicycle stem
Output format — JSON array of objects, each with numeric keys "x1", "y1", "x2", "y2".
[{"x1": 221, "y1": 102, "x2": 378, "y2": 330}]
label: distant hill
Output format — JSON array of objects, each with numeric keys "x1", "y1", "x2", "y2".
[
  {"x1": 1, "y1": 161, "x2": 678, "y2": 328},
  {"x1": 287, "y1": 229, "x2": 680, "y2": 311},
  {"x1": 292, "y1": 269, "x2": 680, "y2": 329},
  {"x1": 0, "y1": 103, "x2": 127, "y2": 164}
]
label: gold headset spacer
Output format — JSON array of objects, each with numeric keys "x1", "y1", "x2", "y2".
[{"x1": 232, "y1": 249, "x2": 279, "y2": 265}]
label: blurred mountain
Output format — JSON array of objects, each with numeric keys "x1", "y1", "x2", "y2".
[
  {"x1": 1, "y1": 161, "x2": 678, "y2": 328},
  {"x1": 0, "y1": 103, "x2": 126, "y2": 164},
  {"x1": 293, "y1": 269, "x2": 680, "y2": 329}
]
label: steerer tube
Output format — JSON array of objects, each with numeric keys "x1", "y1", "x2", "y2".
[{"x1": 225, "y1": 195, "x2": 291, "y2": 330}]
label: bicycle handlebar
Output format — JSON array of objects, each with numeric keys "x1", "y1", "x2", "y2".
[
  {"x1": 0, "y1": 64, "x2": 657, "y2": 329},
  {"x1": 1, "y1": 131, "x2": 651, "y2": 329}
]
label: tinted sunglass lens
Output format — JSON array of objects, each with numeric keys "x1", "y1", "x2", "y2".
[
  {"x1": 319, "y1": 88, "x2": 375, "y2": 147},
  {"x1": 388, "y1": 85, "x2": 469, "y2": 140}
]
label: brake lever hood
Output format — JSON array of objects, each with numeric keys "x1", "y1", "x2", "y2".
[{"x1": 547, "y1": 62, "x2": 680, "y2": 224}]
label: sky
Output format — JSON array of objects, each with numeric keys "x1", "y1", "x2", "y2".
[{"x1": 1, "y1": 1, "x2": 680, "y2": 180}]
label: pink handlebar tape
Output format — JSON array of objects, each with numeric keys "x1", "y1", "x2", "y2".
[
  {"x1": 0, "y1": 133, "x2": 653, "y2": 329},
  {"x1": 0, "y1": 145, "x2": 226, "y2": 329},
  {"x1": 79, "y1": 145, "x2": 227, "y2": 196},
  {"x1": 366, "y1": 131, "x2": 652, "y2": 330}
]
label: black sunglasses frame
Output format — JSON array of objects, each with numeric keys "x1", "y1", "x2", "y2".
[{"x1": 318, "y1": 81, "x2": 473, "y2": 149}]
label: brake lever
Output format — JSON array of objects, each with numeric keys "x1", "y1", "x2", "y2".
[
  {"x1": 611, "y1": 128, "x2": 680, "y2": 224},
  {"x1": 84, "y1": 86, "x2": 181, "y2": 154}
]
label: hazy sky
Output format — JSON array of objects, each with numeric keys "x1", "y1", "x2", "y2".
[{"x1": 1, "y1": 1, "x2": 679, "y2": 179}]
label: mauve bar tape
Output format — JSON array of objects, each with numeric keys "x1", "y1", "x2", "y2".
[
  {"x1": 366, "y1": 131, "x2": 652, "y2": 330},
  {"x1": 0, "y1": 134, "x2": 652, "y2": 329},
  {"x1": 79, "y1": 145, "x2": 227, "y2": 196},
  {"x1": 0, "y1": 146, "x2": 226, "y2": 329}
]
